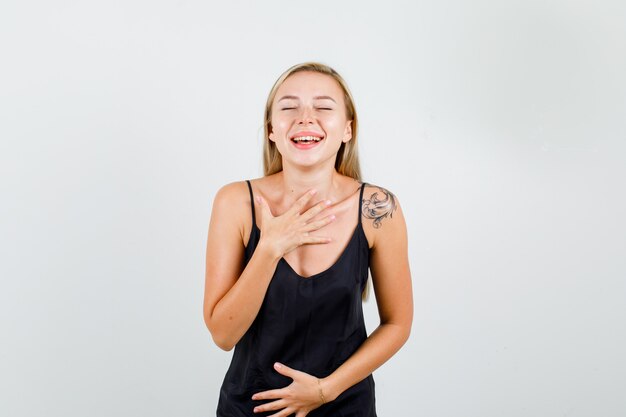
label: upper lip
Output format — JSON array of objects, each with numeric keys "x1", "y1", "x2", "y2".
[{"x1": 290, "y1": 131, "x2": 324, "y2": 139}]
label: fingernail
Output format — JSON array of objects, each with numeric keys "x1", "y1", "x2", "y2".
[
  {"x1": 325, "y1": 200, "x2": 332, "y2": 206},
  {"x1": 310, "y1": 189, "x2": 317, "y2": 195},
  {"x1": 330, "y1": 214, "x2": 336, "y2": 220},
  {"x1": 274, "y1": 362, "x2": 282, "y2": 369}
]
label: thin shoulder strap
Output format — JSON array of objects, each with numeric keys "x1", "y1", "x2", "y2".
[
  {"x1": 358, "y1": 182, "x2": 366, "y2": 225},
  {"x1": 245, "y1": 180, "x2": 257, "y2": 227}
]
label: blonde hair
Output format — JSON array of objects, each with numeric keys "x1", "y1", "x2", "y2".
[
  {"x1": 262, "y1": 62, "x2": 361, "y2": 181},
  {"x1": 261, "y1": 62, "x2": 370, "y2": 301}
]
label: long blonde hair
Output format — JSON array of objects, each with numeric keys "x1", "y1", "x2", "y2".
[
  {"x1": 261, "y1": 62, "x2": 371, "y2": 301},
  {"x1": 262, "y1": 62, "x2": 361, "y2": 181}
]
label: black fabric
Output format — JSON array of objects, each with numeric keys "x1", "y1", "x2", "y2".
[{"x1": 216, "y1": 180, "x2": 376, "y2": 417}]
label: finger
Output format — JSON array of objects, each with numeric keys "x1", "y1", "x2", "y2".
[
  {"x1": 252, "y1": 388, "x2": 285, "y2": 401},
  {"x1": 253, "y1": 398, "x2": 287, "y2": 414},
  {"x1": 301, "y1": 214, "x2": 336, "y2": 232},
  {"x1": 301, "y1": 234, "x2": 333, "y2": 245},
  {"x1": 286, "y1": 189, "x2": 317, "y2": 216},
  {"x1": 268, "y1": 408, "x2": 294, "y2": 417},
  {"x1": 299, "y1": 198, "x2": 333, "y2": 222},
  {"x1": 273, "y1": 362, "x2": 302, "y2": 379}
]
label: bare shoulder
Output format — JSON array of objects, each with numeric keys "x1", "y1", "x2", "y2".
[
  {"x1": 213, "y1": 180, "x2": 249, "y2": 202},
  {"x1": 212, "y1": 180, "x2": 249, "y2": 220},
  {"x1": 210, "y1": 180, "x2": 254, "y2": 244},
  {"x1": 361, "y1": 183, "x2": 401, "y2": 229},
  {"x1": 361, "y1": 183, "x2": 406, "y2": 248}
]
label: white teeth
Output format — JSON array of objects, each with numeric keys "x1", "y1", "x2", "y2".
[{"x1": 292, "y1": 135, "x2": 323, "y2": 143}]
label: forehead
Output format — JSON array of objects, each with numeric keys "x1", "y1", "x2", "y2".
[{"x1": 275, "y1": 71, "x2": 344, "y2": 101}]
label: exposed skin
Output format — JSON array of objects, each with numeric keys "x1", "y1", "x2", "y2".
[{"x1": 203, "y1": 71, "x2": 413, "y2": 416}]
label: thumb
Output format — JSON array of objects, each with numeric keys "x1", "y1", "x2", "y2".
[{"x1": 255, "y1": 195, "x2": 273, "y2": 218}]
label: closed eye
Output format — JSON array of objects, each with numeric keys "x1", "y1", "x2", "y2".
[{"x1": 280, "y1": 107, "x2": 332, "y2": 110}]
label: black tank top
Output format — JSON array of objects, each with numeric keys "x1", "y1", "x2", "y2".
[{"x1": 216, "y1": 180, "x2": 377, "y2": 417}]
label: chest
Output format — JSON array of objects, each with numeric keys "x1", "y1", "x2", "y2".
[
  {"x1": 269, "y1": 200, "x2": 362, "y2": 278},
  {"x1": 281, "y1": 220, "x2": 361, "y2": 279}
]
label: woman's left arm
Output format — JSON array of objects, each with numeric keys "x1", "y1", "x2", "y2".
[{"x1": 320, "y1": 186, "x2": 414, "y2": 401}]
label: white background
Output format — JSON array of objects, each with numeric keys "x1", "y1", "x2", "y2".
[{"x1": 1, "y1": 1, "x2": 625, "y2": 416}]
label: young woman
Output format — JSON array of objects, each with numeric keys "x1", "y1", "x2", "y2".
[{"x1": 204, "y1": 62, "x2": 413, "y2": 417}]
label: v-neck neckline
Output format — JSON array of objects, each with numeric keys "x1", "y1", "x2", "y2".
[{"x1": 251, "y1": 222, "x2": 362, "y2": 279}]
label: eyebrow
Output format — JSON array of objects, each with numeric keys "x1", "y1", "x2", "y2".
[{"x1": 277, "y1": 95, "x2": 337, "y2": 103}]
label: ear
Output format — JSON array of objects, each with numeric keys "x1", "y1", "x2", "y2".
[
  {"x1": 342, "y1": 120, "x2": 353, "y2": 143},
  {"x1": 268, "y1": 125, "x2": 275, "y2": 142}
]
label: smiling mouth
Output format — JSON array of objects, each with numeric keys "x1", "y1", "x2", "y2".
[{"x1": 291, "y1": 135, "x2": 324, "y2": 144}]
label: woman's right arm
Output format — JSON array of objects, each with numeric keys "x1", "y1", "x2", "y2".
[
  {"x1": 203, "y1": 182, "x2": 334, "y2": 351},
  {"x1": 203, "y1": 182, "x2": 278, "y2": 351}
]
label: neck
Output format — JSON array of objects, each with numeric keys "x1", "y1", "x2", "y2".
[{"x1": 279, "y1": 160, "x2": 339, "y2": 203}]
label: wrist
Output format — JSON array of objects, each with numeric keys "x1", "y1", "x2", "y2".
[
  {"x1": 318, "y1": 376, "x2": 340, "y2": 403},
  {"x1": 256, "y1": 239, "x2": 282, "y2": 263}
]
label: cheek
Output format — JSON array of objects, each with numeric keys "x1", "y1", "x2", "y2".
[
  {"x1": 270, "y1": 116, "x2": 290, "y2": 133},
  {"x1": 322, "y1": 116, "x2": 347, "y2": 133}
]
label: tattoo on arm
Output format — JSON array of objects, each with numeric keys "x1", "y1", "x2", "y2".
[{"x1": 362, "y1": 186, "x2": 397, "y2": 228}]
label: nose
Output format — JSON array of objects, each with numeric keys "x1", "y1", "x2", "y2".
[{"x1": 297, "y1": 106, "x2": 314, "y2": 124}]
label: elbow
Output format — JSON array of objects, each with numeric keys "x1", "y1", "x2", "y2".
[
  {"x1": 212, "y1": 334, "x2": 235, "y2": 351},
  {"x1": 393, "y1": 322, "x2": 411, "y2": 347},
  {"x1": 393, "y1": 325, "x2": 411, "y2": 352},
  {"x1": 382, "y1": 319, "x2": 412, "y2": 347},
  {"x1": 207, "y1": 325, "x2": 236, "y2": 351},
  {"x1": 397, "y1": 310, "x2": 413, "y2": 345},
  {"x1": 401, "y1": 323, "x2": 412, "y2": 345},
  {"x1": 400, "y1": 316, "x2": 413, "y2": 344},
  {"x1": 204, "y1": 315, "x2": 236, "y2": 351}
]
